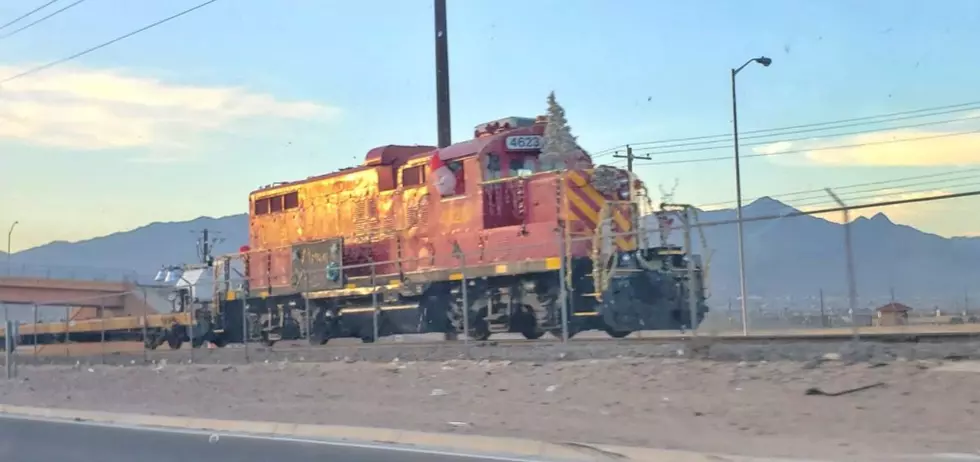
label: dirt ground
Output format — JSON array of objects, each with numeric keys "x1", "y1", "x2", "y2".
[{"x1": 1, "y1": 357, "x2": 978, "y2": 461}]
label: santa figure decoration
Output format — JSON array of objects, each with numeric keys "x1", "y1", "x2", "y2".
[{"x1": 430, "y1": 152, "x2": 457, "y2": 196}]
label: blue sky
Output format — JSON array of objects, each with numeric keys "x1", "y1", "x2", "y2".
[{"x1": 1, "y1": 0, "x2": 979, "y2": 251}]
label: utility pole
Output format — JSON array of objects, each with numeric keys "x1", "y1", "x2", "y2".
[
  {"x1": 434, "y1": 0, "x2": 452, "y2": 148},
  {"x1": 193, "y1": 228, "x2": 222, "y2": 267},
  {"x1": 613, "y1": 145, "x2": 651, "y2": 173}
]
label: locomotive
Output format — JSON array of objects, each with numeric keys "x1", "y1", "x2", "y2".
[{"x1": 204, "y1": 116, "x2": 709, "y2": 346}]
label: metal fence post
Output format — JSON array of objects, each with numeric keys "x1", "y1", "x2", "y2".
[
  {"x1": 303, "y1": 273, "x2": 311, "y2": 341},
  {"x1": 459, "y1": 255, "x2": 469, "y2": 347},
  {"x1": 140, "y1": 287, "x2": 149, "y2": 363},
  {"x1": 64, "y1": 306, "x2": 70, "y2": 357},
  {"x1": 32, "y1": 303, "x2": 37, "y2": 359},
  {"x1": 188, "y1": 291, "x2": 195, "y2": 363},
  {"x1": 242, "y1": 299, "x2": 250, "y2": 363},
  {"x1": 557, "y1": 230, "x2": 569, "y2": 343},
  {"x1": 100, "y1": 301, "x2": 106, "y2": 365},
  {"x1": 4, "y1": 320, "x2": 13, "y2": 380},
  {"x1": 825, "y1": 188, "x2": 859, "y2": 342},
  {"x1": 682, "y1": 207, "x2": 699, "y2": 335},
  {"x1": 371, "y1": 260, "x2": 379, "y2": 343}
]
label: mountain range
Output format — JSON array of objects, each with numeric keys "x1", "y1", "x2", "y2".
[{"x1": 4, "y1": 197, "x2": 977, "y2": 307}]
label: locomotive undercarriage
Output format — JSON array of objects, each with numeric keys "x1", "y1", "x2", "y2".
[{"x1": 208, "y1": 249, "x2": 707, "y2": 347}]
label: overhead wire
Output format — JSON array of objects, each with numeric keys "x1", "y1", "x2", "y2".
[
  {"x1": 629, "y1": 114, "x2": 980, "y2": 158},
  {"x1": 0, "y1": 0, "x2": 60, "y2": 31},
  {"x1": 670, "y1": 189, "x2": 980, "y2": 232},
  {"x1": 596, "y1": 98, "x2": 980, "y2": 155},
  {"x1": 633, "y1": 128, "x2": 980, "y2": 167},
  {"x1": 697, "y1": 167, "x2": 980, "y2": 210},
  {"x1": 0, "y1": 0, "x2": 87, "y2": 41},
  {"x1": 788, "y1": 178, "x2": 980, "y2": 211},
  {"x1": 0, "y1": 0, "x2": 219, "y2": 85}
]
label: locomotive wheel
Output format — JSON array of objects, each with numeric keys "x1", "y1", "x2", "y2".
[
  {"x1": 166, "y1": 333, "x2": 183, "y2": 350},
  {"x1": 210, "y1": 334, "x2": 228, "y2": 348},
  {"x1": 144, "y1": 333, "x2": 160, "y2": 350},
  {"x1": 514, "y1": 308, "x2": 544, "y2": 340},
  {"x1": 604, "y1": 328, "x2": 632, "y2": 339},
  {"x1": 468, "y1": 319, "x2": 492, "y2": 341},
  {"x1": 309, "y1": 329, "x2": 330, "y2": 346},
  {"x1": 521, "y1": 330, "x2": 545, "y2": 340}
]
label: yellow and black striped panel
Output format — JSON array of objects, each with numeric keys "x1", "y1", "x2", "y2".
[{"x1": 561, "y1": 170, "x2": 637, "y2": 252}]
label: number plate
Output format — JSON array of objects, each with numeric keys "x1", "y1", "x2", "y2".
[{"x1": 505, "y1": 135, "x2": 543, "y2": 151}]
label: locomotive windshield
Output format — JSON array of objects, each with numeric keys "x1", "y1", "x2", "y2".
[{"x1": 484, "y1": 152, "x2": 538, "y2": 180}]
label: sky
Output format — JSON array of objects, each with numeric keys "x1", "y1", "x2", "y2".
[{"x1": 1, "y1": 0, "x2": 979, "y2": 251}]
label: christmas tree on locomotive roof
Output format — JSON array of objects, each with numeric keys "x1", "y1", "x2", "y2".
[{"x1": 540, "y1": 91, "x2": 590, "y2": 171}]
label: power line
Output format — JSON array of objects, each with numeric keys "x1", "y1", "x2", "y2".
[
  {"x1": 0, "y1": 0, "x2": 219, "y2": 85},
  {"x1": 630, "y1": 114, "x2": 980, "y2": 158},
  {"x1": 600, "y1": 99, "x2": 980, "y2": 153},
  {"x1": 634, "y1": 108, "x2": 980, "y2": 153},
  {"x1": 633, "y1": 128, "x2": 980, "y2": 167},
  {"x1": 789, "y1": 178, "x2": 980, "y2": 211},
  {"x1": 0, "y1": 0, "x2": 60, "y2": 31},
  {"x1": 674, "y1": 189, "x2": 980, "y2": 231},
  {"x1": 0, "y1": 0, "x2": 87, "y2": 42},
  {"x1": 697, "y1": 168, "x2": 980, "y2": 209}
]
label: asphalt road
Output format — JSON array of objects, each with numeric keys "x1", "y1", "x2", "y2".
[{"x1": 0, "y1": 415, "x2": 538, "y2": 462}]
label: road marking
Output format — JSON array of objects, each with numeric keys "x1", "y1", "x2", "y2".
[{"x1": 0, "y1": 413, "x2": 549, "y2": 462}]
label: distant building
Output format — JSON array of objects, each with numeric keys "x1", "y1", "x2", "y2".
[{"x1": 875, "y1": 302, "x2": 912, "y2": 326}]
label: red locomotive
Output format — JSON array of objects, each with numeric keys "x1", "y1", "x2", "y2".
[{"x1": 209, "y1": 116, "x2": 708, "y2": 345}]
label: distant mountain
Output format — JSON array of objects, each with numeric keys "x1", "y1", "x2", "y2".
[
  {"x1": 6, "y1": 198, "x2": 979, "y2": 303},
  {"x1": 676, "y1": 197, "x2": 980, "y2": 302},
  {"x1": 7, "y1": 215, "x2": 248, "y2": 282}
]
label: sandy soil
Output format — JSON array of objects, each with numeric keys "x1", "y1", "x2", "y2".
[{"x1": 1, "y1": 357, "x2": 978, "y2": 461}]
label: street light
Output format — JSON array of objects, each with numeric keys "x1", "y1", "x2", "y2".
[
  {"x1": 731, "y1": 56, "x2": 772, "y2": 336},
  {"x1": 6, "y1": 221, "x2": 18, "y2": 276}
]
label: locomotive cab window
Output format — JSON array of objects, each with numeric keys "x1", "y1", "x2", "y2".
[
  {"x1": 484, "y1": 153, "x2": 502, "y2": 180},
  {"x1": 269, "y1": 195, "x2": 283, "y2": 213},
  {"x1": 254, "y1": 198, "x2": 270, "y2": 215},
  {"x1": 444, "y1": 159, "x2": 466, "y2": 196},
  {"x1": 402, "y1": 165, "x2": 426, "y2": 187},
  {"x1": 508, "y1": 154, "x2": 536, "y2": 177},
  {"x1": 283, "y1": 191, "x2": 299, "y2": 210}
]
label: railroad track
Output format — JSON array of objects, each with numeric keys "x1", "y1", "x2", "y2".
[
  {"x1": 254, "y1": 327, "x2": 980, "y2": 351},
  {"x1": 14, "y1": 326, "x2": 980, "y2": 360}
]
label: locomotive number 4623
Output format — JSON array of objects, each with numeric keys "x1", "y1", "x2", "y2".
[{"x1": 505, "y1": 135, "x2": 543, "y2": 151}]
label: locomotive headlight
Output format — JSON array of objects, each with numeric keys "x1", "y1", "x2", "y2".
[
  {"x1": 619, "y1": 189, "x2": 630, "y2": 199},
  {"x1": 619, "y1": 252, "x2": 632, "y2": 265}
]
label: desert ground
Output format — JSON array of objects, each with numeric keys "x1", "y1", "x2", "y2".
[{"x1": 1, "y1": 354, "x2": 978, "y2": 461}]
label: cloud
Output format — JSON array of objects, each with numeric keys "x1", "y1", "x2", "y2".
[
  {"x1": 751, "y1": 119, "x2": 980, "y2": 167},
  {"x1": 0, "y1": 65, "x2": 340, "y2": 152},
  {"x1": 798, "y1": 189, "x2": 951, "y2": 224}
]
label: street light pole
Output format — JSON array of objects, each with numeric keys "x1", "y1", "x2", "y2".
[
  {"x1": 731, "y1": 56, "x2": 771, "y2": 336},
  {"x1": 6, "y1": 221, "x2": 18, "y2": 276}
]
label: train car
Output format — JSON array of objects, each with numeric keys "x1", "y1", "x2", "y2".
[{"x1": 207, "y1": 115, "x2": 709, "y2": 346}]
